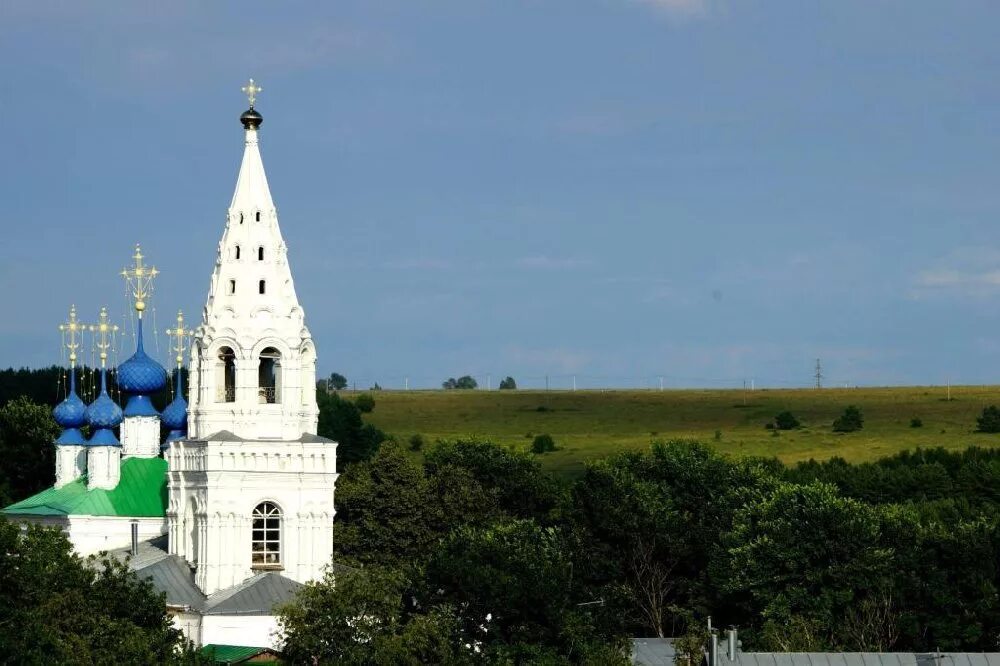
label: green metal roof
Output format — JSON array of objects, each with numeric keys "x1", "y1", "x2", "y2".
[
  {"x1": 1, "y1": 457, "x2": 167, "y2": 518},
  {"x1": 201, "y1": 644, "x2": 279, "y2": 664}
]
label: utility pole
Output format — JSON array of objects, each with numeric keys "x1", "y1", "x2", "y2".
[
  {"x1": 572, "y1": 375, "x2": 577, "y2": 391},
  {"x1": 487, "y1": 374, "x2": 491, "y2": 391},
  {"x1": 545, "y1": 375, "x2": 549, "y2": 391},
  {"x1": 659, "y1": 376, "x2": 664, "y2": 392},
  {"x1": 814, "y1": 358, "x2": 823, "y2": 389},
  {"x1": 404, "y1": 377, "x2": 409, "y2": 391}
]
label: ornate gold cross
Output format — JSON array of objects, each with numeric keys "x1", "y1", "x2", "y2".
[
  {"x1": 90, "y1": 307, "x2": 118, "y2": 369},
  {"x1": 165, "y1": 310, "x2": 193, "y2": 369},
  {"x1": 59, "y1": 305, "x2": 83, "y2": 365},
  {"x1": 121, "y1": 243, "x2": 159, "y2": 317},
  {"x1": 242, "y1": 78, "x2": 262, "y2": 108}
]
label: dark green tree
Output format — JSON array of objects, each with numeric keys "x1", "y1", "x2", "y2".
[
  {"x1": 0, "y1": 396, "x2": 60, "y2": 505},
  {"x1": 426, "y1": 519, "x2": 628, "y2": 663},
  {"x1": 354, "y1": 392, "x2": 375, "y2": 414},
  {"x1": 316, "y1": 390, "x2": 386, "y2": 467},
  {"x1": 279, "y1": 566, "x2": 471, "y2": 665},
  {"x1": 976, "y1": 406, "x2": 1000, "y2": 433},
  {"x1": 499, "y1": 376, "x2": 517, "y2": 390},
  {"x1": 774, "y1": 411, "x2": 800, "y2": 430},
  {"x1": 717, "y1": 482, "x2": 892, "y2": 649},
  {"x1": 327, "y1": 372, "x2": 348, "y2": 390},
  {"x1": 833, "y1": 405, "x2": 864, "y2": 433},
  {"x1": 442, "y1": 376, "x2": 478, "y2": 390},
  {"x1": 0, "y1": 518, "x2": 201, "y2": 663},
  {"x1": 532, "y1": 433, "x2": 557, "y2": 454}
]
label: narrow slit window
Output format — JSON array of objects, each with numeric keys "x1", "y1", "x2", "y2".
[
  {"x1": 239, "y1": 213, "x2": 244, "y2": 224},
  {"x1": 255, "y1": 211, "x2": 261, "y2": 222},
  {"x1": 235, "y1": 246, "x2": 241, "y2": 260},
  {"x1": 259, "y1": 280, "x2": 266, "y2": 295},
  {"x1": 258, "y1": 246, "x2": 264, "y2": 261},
  {"x1": 228, "y1": 279, "x2": 236, "y2": 295}
]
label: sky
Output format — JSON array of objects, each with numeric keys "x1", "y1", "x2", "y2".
[{"x1": 1, "y1": 0, "x2": 1000, "y2": 390}]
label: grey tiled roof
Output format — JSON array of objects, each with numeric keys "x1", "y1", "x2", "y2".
[
  {"x1": 718, "y1": 653, "x2": 1000, "y2": 666},
  {"x1": 195, "y1": 430, "x2": 335, "y2": 445},
  {"x1": 203, "y1": 571, "x2": 302, "y2": 615},
  {"x1": 106, "y1": 536, "x2": 204, "y2": 610},
  {"x1": 632, "y1": 638, "x2": 677, "y2": 665}
]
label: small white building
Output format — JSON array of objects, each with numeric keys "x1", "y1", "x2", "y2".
[{"x1": 3, "y1": 82, "x2": 338, "y2": 651}]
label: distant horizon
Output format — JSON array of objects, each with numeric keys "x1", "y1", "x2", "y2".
[{"x1": 3, "y1": 3, "x2": 1000, "y2": 387}]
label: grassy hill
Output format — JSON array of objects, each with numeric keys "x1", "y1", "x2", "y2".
[{"x1": 353, "y1": 386, "x2": 1000, "y2": 475}]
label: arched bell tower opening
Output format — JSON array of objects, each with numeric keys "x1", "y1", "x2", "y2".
[
  {"x1": 258, "y1": 347, "x2": 281, "y2": 404},
  {"x1": 216, "y1": 347, "x2": 236, "y2": 403}
]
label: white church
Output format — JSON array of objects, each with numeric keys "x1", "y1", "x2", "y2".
[{"x1": 2, "y1": 81, "x2": 338, "y2": 650}]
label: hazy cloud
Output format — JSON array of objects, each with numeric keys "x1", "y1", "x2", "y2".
[
  {"x1": 518, "y1": 255, "x2": 593, "y2": 270},
  {"x1": 632, "y1": 0, "x2": 713, "y2": 18}
]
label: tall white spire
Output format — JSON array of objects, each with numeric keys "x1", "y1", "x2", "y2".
[{"x1": 186, "y1": 82, "x2": 319, "y2": 440}]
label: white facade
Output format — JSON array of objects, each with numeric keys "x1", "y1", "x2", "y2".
[
  {"x1": 202, "y1": 615, "x2": 283, "y2": 650},
  {"x1": 87, "y1": 447, "x2": 121, "y2": 491},
  {"x1": 121, "y1": 416, "x2": 161, "y2": 458},
  {"x1": 186, "y1": 123, "x2": 318, "y2": 442},
  {"x1": 55, "y1": 444, "x2": 86, "y2": 488},
  {"x1": 165, "y1": 436, "x2": 337, "y2": 595}
]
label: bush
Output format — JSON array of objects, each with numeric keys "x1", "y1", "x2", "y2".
[
  {"x1": 832, "y1": 405, "x2": 864, "y2": 433},
  {"x1": 354, "y1": 393, "x2": 375, "y2": 414},
  {"x1": 531, "y1": 434, "x2": 556, "y2": 454},
  {"x1": 976, "y1": 405, "x2": 1000, "y2": 433},
  {"x1": 910, "y1": 417, "x2": 923, "y2": 428},
  {"x1": 774, "y1": 411, "x2": 800, "y2": 430},
  {"x1": 408, "y1": 434, "x2": 424, "y2": 452}
]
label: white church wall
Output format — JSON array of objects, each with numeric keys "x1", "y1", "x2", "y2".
[
  {"x1": 201, "y1": 614, "x2": 283, "y2": 650},
  {"x1": 66, "y1": 516, "x2": 167, "y2": 556},
  {"x1": 170, "y1": 611, "x2": 203, "y2": 647}
]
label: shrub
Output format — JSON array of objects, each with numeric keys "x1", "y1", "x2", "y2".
[
  {"x1": 977, "y1": 406, "x2": 1000, "y2": 433},
  {"x1": 910, "y1": 417, "x2": 923, "y2": 428},
  {"x1": 833, "y1": 405, "x2": 864, "y2": 433},
  {"x1": 408, "y1": 434, "x2": 424, "y2": 452},
  {"x1": 774, "y1": 411, "x2": 800, "y2": 430},
  {"x1": 354, "y1": 393, "x2": 375, "y2": 414},
  {"x1": 531, "y1": 434, "x2": 556, "y2": 454},
  {"x1": 714, "y1": 429, "x2": 722, "y2": 441}
]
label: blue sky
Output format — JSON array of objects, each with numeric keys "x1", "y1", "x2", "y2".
[{"x1": 2, "y1": 1, "x2": 999, "y2": 389}]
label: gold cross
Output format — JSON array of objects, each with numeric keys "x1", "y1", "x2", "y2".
[
  {"x1": 121, "y1": 243, "x2": 159, "y2": 317},
  {"x1": 165, "y1": 310, "x2": 194, "y2": 369},
  {"x1": 242, "y1": 78, "x2": 262, "y2": 108},
  {"x1": 89, "y1": 307, "x2": 119, "y2": 369},
  {"x1": 58, "y1": 304, "x2": 82, "y2": 365}
]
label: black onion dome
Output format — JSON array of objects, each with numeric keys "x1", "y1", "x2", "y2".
[{"x1": 240, "y1": 107, "x2": 263, "y2": 130}]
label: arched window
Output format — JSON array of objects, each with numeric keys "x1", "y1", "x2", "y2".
[
  {"x1": 216, "y1": 347, "x2": 236, "y2": 402},
  {"x1": 257, "y1": 246, "x2": 264, "y2": 261},
  {"x1": 258, "y1": 347, "x2": 281, "y2": 404},
  {"x1": 251, "y1": 502, "x2": 281, "y2": 567},
  {"x1": 234, "y1": 245, "x2": 241, "y2": 260},
  {"x1": 258, "y1": 280, "x2": 266, "y2": 295}
]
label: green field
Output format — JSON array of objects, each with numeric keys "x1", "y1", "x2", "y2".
[{"x1": 353, "y1": 386, "x2": 1000, "y2": 475}]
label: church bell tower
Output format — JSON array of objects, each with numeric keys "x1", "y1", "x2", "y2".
[
  {"x1": 166, "y1": 81, "x2": 336, "y2": 596},
  {"x1": 186, "y1": 79, "x2": 318, "y2": 441}
]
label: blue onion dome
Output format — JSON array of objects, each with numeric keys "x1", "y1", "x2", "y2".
[
  {"x1": 162, "y1": 369, "x2": 188, "y2": 443},
  {"x1": 54, "y1": 369, "x2": 87, "y2": 445},
  {"x1": 86, "y1": 370, "x2": 123, "y2": 446},
  {"x1": 117, "y1": 318, "x2": 167, "y2": 417}
]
